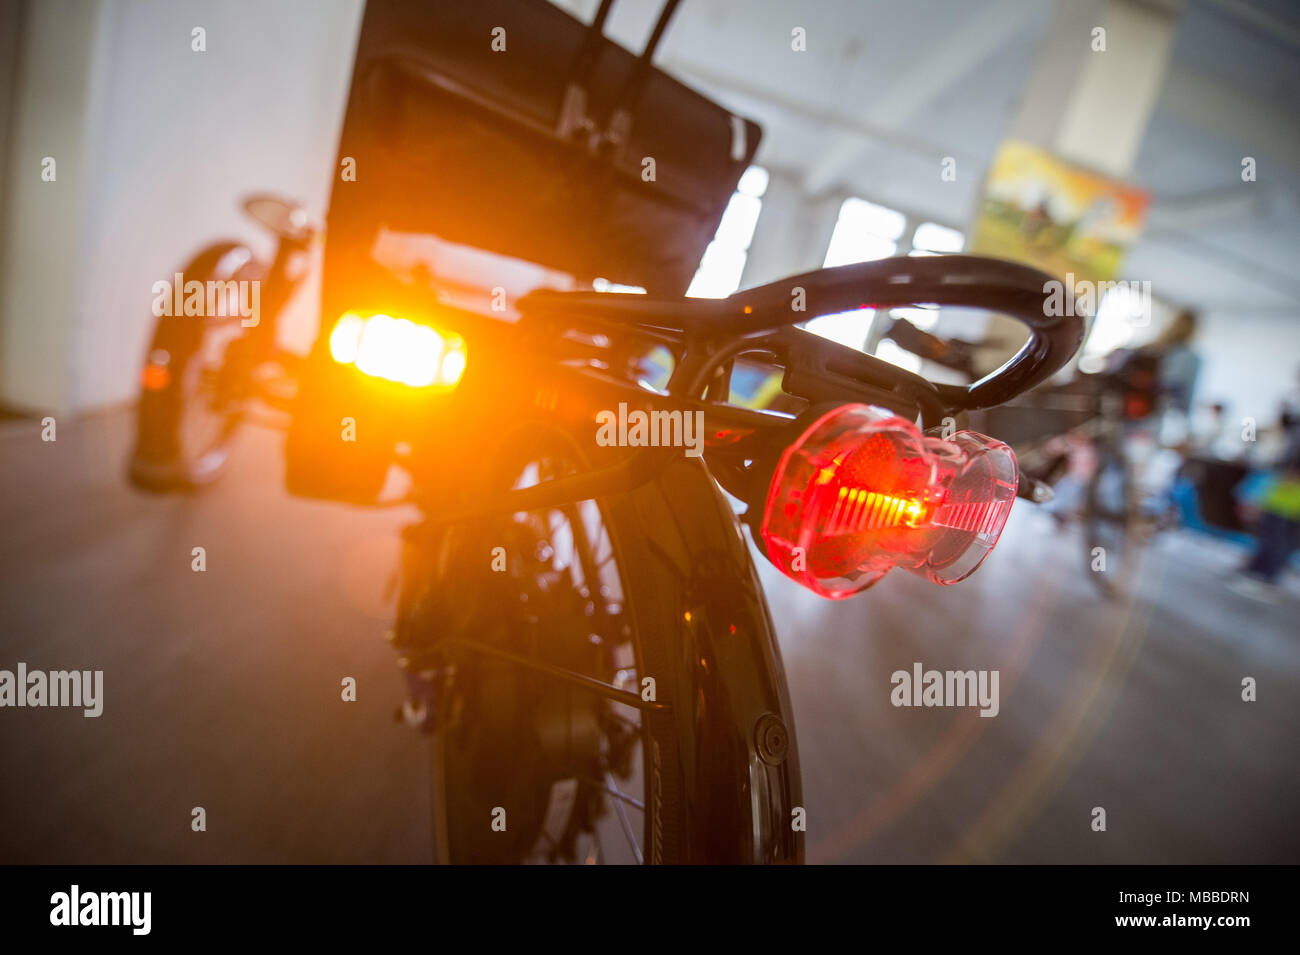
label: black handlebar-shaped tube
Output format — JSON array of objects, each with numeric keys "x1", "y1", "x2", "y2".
[
  {"x1": 518, "y1": 255, "x2": 1085, "y2": 413},
  {"x1": 728, "y1": 256, "x2": 1085, "y2": 411}
]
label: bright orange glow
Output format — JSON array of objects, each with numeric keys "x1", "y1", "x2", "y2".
[
  {"x1": 141, "y1": 364, "x2": 170, "y2": 391},
  {"x1": 329, "y1": 312, "x2": 465, "y2": 389},
  {"x1": 329, "y1": 313, "x2": 365, "y2": 364},
  {"x1": 825, "y1": 486, "x2": 930, "y2": 534}
]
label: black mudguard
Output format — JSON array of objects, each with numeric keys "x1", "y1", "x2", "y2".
[{"x1": 606, "y1": 455, "x2": 803, "y2": 864}]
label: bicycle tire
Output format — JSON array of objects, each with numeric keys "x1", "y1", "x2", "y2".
[
  {"x1": 411, "y1": 421, "x2": 688, "y2": 864},
  {"x1": 408, "y1": 416, "x2": 801, "y2": 864},
  {"x1": 128, "y1": 242, "x2": 260, "y2": 492}
]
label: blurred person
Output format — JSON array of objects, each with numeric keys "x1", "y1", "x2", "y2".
[
  {"x1": 1281, "y1": 365, "x2": 1300, "y2": 422},
  {"x1": 1153, "y1": 308, "x2": 1202, "y2": 420},
  {"x1": 1189, "y1": 401, "x2": 1243, "y2": 461},
  {"x1": 1039, "y1": 430, "x2": 1097, "y2": 528},
  {"x1": 1169, "y1": 400, "x2": 1247, "y2": 528},
  {"x1": 1229, "y1": 445, "x2": 1300, "y2": 601},
  {"x1": 1101, "y1": 308, "x2": 1201, "y2": 425},
  {"x1": 1097, "y1": 309, "x2": 1203, "y2": 514},
  {"x1": 1247, "y1": 403, "x2": 1300, "y2": 468}
]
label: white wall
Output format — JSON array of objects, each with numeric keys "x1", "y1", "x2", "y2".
[
  {"x1": 0, "y1": 0, "x2": 364, "y2": 413},
  {"x1": 0, "y1": 0, "x2": 109, "y2": 412},
  {"x1": 1194, "y1": 310, "x2": 1300, "y2": 428}
]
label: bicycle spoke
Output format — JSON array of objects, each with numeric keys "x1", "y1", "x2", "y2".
[
  {"x1": 581, "y1": 774, "x2": 645, "y2": 812},
  {"x1": 604, "y1": 771, "x2": 643, "y2": 864},
  {"x1": 431, "y1": 442, "x2": 651, "y2": 864}
]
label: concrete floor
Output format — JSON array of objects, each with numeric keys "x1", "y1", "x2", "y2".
[{"x1": 1, "y1": 410, "x2": 1296, "y2": 863}]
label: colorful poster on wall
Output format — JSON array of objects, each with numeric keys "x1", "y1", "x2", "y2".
[{"x1": 969, "y1": 140, "x2": 1149, "y2": 284}]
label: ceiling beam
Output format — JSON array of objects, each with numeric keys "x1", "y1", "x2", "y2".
[
  {"x1": 799, "y1": 0, "x2": 1032, "y2": 195},
  {"x1": 662, "y1": 56, "x2": 983, "y2": 172},
  {"x1": 1144, "y1": 187, "x2": 1262, "y2": 231},
  {"x1": 1157, "y1": 62, "x2": 1300, "y2": 168},
  {"x1": 1201, "y1": 0, "x2": 1300, "y2": 53}
]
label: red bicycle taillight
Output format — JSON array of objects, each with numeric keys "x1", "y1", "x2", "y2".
[{"x1": 759, "y1": 404, "x2": 1017, "y2": 599}]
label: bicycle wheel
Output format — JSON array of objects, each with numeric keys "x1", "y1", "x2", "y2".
[
  {"x1": 129, "y1": 243, "x2": 260, "y2": 491},
  {"x1": 399, "y1": 422, "x2": 683, "y2": 864}
]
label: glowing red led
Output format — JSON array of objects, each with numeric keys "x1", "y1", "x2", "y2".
[{"x1": 759, "y1": 404, "x2": 1018, "y2": 599}]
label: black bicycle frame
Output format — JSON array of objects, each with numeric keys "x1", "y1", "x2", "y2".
[
  {"x1": 439, "y1": 253, "x2": 1084, "y2": 524},
  {"x1": 402, "y1": 251, "x2": 1080, "y2": 863}
]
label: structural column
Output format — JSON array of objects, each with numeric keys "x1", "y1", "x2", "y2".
[
  {"x1": 0, "y1": 0, "x2": 108, "y2": 413},
  {"x1": 738, "y1": 168, "x2": 844, "y2": 289},
  {"x1": 978, "y1": 0, "x2": 1181, "y2": 372}
]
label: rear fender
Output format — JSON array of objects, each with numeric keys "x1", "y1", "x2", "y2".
[{"x1": 606, "y1": 455, "x2": 803, "y2": 864}]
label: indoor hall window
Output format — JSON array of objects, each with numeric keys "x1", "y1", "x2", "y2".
[
  {"x1": 804, "y1": 197, "x2": 908, "y2": 351},
  {"x1": 685, "y1": 166, "x2": 769, "y2": 299}
]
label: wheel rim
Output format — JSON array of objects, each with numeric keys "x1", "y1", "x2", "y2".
[
  {"x1": 425, "y1": 434, "x2": 650, "y2": 864},
  {"x1": 176, "y1": 321, "x2": 243, "y2": 473}
]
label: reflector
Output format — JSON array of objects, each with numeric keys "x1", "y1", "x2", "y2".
[{"x1": 759, "y1": 404, "x2": 1017, "y2": 599}]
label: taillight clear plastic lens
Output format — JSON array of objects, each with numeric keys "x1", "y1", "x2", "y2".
[{"x1": 759, "y1": 404, "x2": 1017, "y2": 599}]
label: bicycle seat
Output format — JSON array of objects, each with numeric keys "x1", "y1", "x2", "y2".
[{"x1": 242, "y1": 194, "x2": 314, "y2": 242}]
